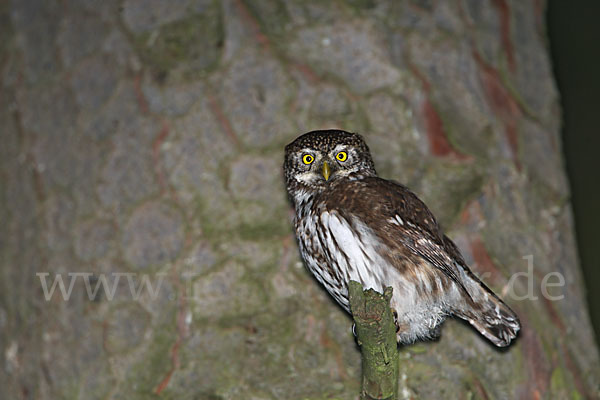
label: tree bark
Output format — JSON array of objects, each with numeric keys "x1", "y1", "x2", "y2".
[{"x1": 0, "y1": 0, "x2": 598, "y2": 399}]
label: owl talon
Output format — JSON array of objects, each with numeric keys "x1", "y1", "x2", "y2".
[
  {"x1": 392, "y1": 308, "x2": 400, "y2": 333},
  {"x1": 352, "y1": 322, "x2": 357, "y2": 337}
]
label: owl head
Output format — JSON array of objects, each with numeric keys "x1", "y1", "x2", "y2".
[{"x1": 284, "y1": 130, "x2": 377, "y2": 199}]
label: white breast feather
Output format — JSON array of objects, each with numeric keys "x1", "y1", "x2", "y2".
[
  {"x1": 320, "y1": 211, "x2": 384, "y2": 294},
  {"x1": 317, "y1": 210, "x2": 454, "y2": 344}
]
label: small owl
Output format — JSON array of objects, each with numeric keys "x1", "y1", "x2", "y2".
[{"x1": 284, "y1": 129, "x2": 520, "y2": 346}]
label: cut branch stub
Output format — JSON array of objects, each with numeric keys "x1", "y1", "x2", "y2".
[{"x1": 348, "y1": 281, "x2": 399, "y2": 400}]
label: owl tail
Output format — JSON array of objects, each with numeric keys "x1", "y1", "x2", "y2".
[{"x1": 456, "y1": 277, "x2": 521, "y2": 347}]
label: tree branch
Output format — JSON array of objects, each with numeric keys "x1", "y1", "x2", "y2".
[{"x1": 348, "y1": 281, "x2": 399, "y2": 400}]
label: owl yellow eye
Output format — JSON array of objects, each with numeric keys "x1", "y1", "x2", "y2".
[
  {"x1": 336, "y1": 151, "x2": 348, "y2": 162},
  {"x1": 302, "y1": 154, "x2": 314, "y2": 165}
]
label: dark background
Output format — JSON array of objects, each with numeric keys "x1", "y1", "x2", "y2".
[{"x1": 548, "y1": 0, "x2": 600, "y2": 341}]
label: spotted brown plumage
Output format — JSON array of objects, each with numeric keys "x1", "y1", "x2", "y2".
[{"x1": 284, "y1": 129, "x2": 520, "y2": 346}]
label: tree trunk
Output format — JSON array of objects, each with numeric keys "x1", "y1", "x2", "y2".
[{"x1": 1, "y1": 0, "x2": 598, "y2": 399}]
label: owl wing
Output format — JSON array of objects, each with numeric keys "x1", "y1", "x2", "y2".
[
  {"x1": 321, "y1": 176, "x2": 520, "y2": 346},
  {"x1": 322, "y1": 176, "x2": 471, "y2": 296}
]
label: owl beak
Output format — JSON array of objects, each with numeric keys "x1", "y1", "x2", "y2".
[{"x1": 322, "y1": 161, "x2": 331, "y2": 181}]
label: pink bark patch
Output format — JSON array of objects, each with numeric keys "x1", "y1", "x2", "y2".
[
  {"x1": 422, "y1": 98, "x2": 455, "y2": 157},
  {"x1": 521, "y1": 321, "x2": 551, "y2": 399},
  {"x1": 234, "y1": 0, "x2": 271, "y2": 49},
  {"x1": 469, "y1": 237, "x2": 502, "y2": 284},
  {"x1": 492, "y1": 0, "x2": 516, "y2": 73},
  {"x1": 473, "y1": 51, "x2": 522, "y2": 169},
  {"x1": 410, "y1": 65, "x2": 468, "y2": 160}
]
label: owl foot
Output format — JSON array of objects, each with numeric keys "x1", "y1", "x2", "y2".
[{"x1": 392, "y1": 308, "x2": 400, "y2": 333}]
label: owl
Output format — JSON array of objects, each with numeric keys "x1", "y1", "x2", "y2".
[{"x1": 284, "y1": 129, "x2": 520, "y2": 346}]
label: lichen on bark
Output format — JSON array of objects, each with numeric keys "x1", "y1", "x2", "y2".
[{"x1": 349, "y1": 281, "x2": 399, "y2": 400}]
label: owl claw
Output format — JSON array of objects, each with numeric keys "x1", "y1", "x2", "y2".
[
  {"x1": 392, "y1": 308, "x2": 400, "y2": 333},
  {"x1": 352, "y1": 322, "x2": 357, "y2": 337}
]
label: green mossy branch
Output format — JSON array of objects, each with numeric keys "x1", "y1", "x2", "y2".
[{"x1": 348, "y1": 281, "x2": 399, "y2": 400}]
